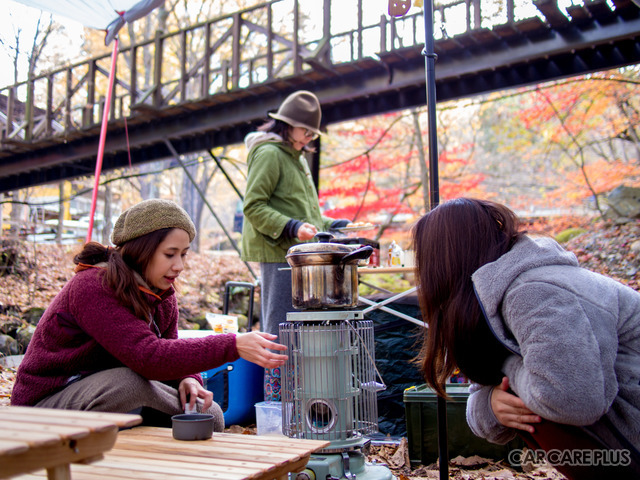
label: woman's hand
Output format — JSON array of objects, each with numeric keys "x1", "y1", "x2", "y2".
[
  {"x1": 179, "y1": 377, "x2": 214, "y2": 412},
  {"x1": 297, "y1": 222, "x2": 318, "y2": 241},
  {"x1": 491, "y1": 377, "x2": 541, "y2": 433},
  {"x1": 235, "y1": 332, "x2": 288, "y2": 369}
]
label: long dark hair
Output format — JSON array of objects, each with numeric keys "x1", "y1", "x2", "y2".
[
  {"x1": 258, "y1": 118, "x2": 317, "y2": 153},
  {"x1": 412, "y1": 198, "x2": 525, "y2": 397},
  {"x1": 73, "y1": 228, "x2": 173, "y2": 319}
]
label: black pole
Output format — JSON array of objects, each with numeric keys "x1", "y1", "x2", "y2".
[
  {"x1": 207, "y1": 150, "x2": 244, "y2": 201},
  {"x1": 436, "y1": 395, "x2": 448, "y2": 478},
  {"x1": 423, "y1": 0, "x2": 440, "y2": 211},
  {"x1": 422, "y1": 1, "x2": 447, "y2": 479}
]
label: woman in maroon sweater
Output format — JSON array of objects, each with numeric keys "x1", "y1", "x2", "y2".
[{"x1": 11, "y1": 199, "x2": 287, "y2": 430}]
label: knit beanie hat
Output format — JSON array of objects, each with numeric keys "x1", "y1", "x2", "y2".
[{"x1": 111, "y1": 199, "x2": 196, "y2": 246}]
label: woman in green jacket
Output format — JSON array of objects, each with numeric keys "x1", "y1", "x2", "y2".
[{"x1": 241, "y1": 90, "x2": 348, "y2": 401}]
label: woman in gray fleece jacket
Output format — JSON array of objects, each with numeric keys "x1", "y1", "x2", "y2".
[{"x1": 412, "y1": 198, "x2": 639, "y2": 479}]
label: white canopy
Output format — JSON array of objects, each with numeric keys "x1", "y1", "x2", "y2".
[{"x1": 12, "y1": 0, "x2": 163, "y2": 44}]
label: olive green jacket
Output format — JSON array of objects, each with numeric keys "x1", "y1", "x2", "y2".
[{"x1": 241, "y1": 133, "x2": 335, "y2": 263}]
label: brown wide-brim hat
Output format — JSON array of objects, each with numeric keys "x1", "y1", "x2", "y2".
[{"x1": 268, "y1": 90, "x2": 322, "y2": 137}]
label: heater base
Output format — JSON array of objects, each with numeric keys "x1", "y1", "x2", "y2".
[{"x1": 293, "y1": 450, "x2": 395, "y2": 480}]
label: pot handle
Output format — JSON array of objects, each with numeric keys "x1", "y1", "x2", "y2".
[
  {"x1": 339, "y1": 245, "x2": 374, "y2": 265},
  {"x1": 314, "y1": 232, "x2": 334, "y2": 243}
]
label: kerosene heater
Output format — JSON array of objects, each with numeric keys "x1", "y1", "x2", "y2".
[{"x1": 280, "y1": 233, "x2": 395, "y2": 480}]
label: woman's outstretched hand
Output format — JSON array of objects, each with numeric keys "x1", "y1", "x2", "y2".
[
  {"x1": 491, "y1": 376, "x2": 542, "y2": 433},
  {"x1": 235, "y1": 332, "x2": 288, "y2": 369}
]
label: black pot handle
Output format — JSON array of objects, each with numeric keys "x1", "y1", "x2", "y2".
[
  {"x1": 340, "y1": 245, "x2": 374, "y2": 265},
  {"x1": 314, "y1": 232, "x2": 334, "y2": 243}
]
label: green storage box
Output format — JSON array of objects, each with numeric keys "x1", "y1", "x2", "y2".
[{"x1": 404, "y1": 383, "x2": 523, "y2": 465}]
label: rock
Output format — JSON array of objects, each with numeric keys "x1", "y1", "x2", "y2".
[
  {"x1": 0, "y1": 317, "x2": 24, "y2": 337},
  {"x1": 236, "y1": 313, "x2": 249, "y2": 331},
  {"x1": 23, "y1": 307, "x2": 46, "y2": 326},
  {"x1": 0, "y1": 240, "x2": 22, "y2": 276},
  {"x1": 0, "y1": 354, "x2": 23, "y2": 368},
  {"x1": 555, "y1": 228, "x2": 586, "y2": 243},
  {"x1": 15, "y1": 325, "x2": 36, "y2": 352},
  {"x1": 0, "y1": 302, "x2": 21, "y2": 316},
  {"x1": 189, "y1": 315, "x2": 209, "y2": 330},
  {"x1": 0, "y1": 334, "x2": 19, "y2": 356},
  {"x1": 603, "y1": 186, "x2": 640, "y2": 220}
]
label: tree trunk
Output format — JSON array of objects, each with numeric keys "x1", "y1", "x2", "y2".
[
  {"x1": 138, "y1": 162, "x2": 160, "y2": 200},
  {"x1": 181, "y1": 158, "x2": 201, "y2": 252},
  {"x1": 412, "y1": 110, "x2": 430, "y2": 212},
  {"x1": 9, "y1": 192, "x2": 24, "y2": 239},
  {"x1": 102, "y1": 182, "x2": 113, "y2": 244},
  {"x1": 56, "y1": 182, "x2": 64, "y2": 244}
]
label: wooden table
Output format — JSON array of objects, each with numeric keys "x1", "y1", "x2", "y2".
[
  {"x1": 11, "y1": 426, "x2": 330, "y2": 480},
  {"x1": 358, "y1": 266, "x2": 415, "y2": 275},
  {"x1": 0, "y1": 406, "x2": 142, "y2": 480}
]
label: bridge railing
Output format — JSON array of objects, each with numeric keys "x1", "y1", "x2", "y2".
[{"x1": 0, "y1": 0, "x2": 541, "y2": 146}]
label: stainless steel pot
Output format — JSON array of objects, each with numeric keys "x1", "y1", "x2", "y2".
[{"x1": 285, "y1": 232, "x2": 374, "y2": 309}]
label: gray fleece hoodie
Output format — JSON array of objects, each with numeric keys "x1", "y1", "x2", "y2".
[{"x1": 467, "y1": 235, "x2": 640, "y2": 451}]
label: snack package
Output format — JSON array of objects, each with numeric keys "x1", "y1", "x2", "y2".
[{"x1": 205, "y1": 313, "x2": 239, "y2": 334}]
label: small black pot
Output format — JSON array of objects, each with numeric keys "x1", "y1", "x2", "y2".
[{"x1": 171, "y1": 413, "x2": 214, "y2": 440}]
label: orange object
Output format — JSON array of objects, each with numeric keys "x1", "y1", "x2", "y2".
[{"x1": 388, "y1": 0, "x2": 411, "y2": 17}]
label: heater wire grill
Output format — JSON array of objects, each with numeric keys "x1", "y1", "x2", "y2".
[{"x1": 281, "y1": 319, "x2": 382, "y2": 442}]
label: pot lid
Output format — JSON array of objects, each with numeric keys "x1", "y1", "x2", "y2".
[{"x1": 287, "y1": 232, "x2": 356, "y2": 255}]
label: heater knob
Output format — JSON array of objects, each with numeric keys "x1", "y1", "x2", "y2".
[{"x1": 293, "y1": 469, "x2": 315, "y2": 480}]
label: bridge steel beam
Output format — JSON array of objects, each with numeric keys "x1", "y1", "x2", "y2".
[{"x1": 1, "y1": 16, "x2": 640, "y2": 193}]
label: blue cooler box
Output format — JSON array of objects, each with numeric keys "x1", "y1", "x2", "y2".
[
  {"x1": 178, "y1": 330, "x2": 264, "y2": 426},
  {"x1": 202, "y1": 358, "x2": 264, "y2": 426}
]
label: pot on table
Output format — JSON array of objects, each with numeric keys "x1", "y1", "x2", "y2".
[{"x1": 285, "y1": 232, "x2": 373, "y2": 309}]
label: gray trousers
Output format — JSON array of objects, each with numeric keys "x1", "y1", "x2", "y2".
[
  {"x1": 36, "y1": 367, "x2": 225, "y2": 431},
  {"x1": 259, "y1": 262, "x2": 293, "y2": 401},
  {"x1": 260, "y1": 262, "x2": 293, "y2": 337}
]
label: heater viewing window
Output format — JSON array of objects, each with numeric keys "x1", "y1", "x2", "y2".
[{"x1": 307, "y1": 399, "x2": 336, "y2": 434}]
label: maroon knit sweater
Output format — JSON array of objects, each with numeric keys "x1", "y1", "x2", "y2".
[{"x1": 11, "y1": 267, "x2": 239, "y2": 406}]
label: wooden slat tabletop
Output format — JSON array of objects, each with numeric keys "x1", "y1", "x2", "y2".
[
  {"x1": 0, "y1": 419, "x2": 92, "y2": 440},
  {"x1": 10, "y1": 426, "x2": 330, "y2": 480},
  {"x1": 0, "y1": 440, "x2": 29, "y2": 456},
  {"x1": 0, "y1": 406, "x2": 142, "y2": 480},
  {"x1": 0, "y1": 406, "x2": 143, "y2": 428}
]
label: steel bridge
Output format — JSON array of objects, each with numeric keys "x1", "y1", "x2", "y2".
[{"x1": 1, "y1": 0, "x2": 639, "y2": 193}]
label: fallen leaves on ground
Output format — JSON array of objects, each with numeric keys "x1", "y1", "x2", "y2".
[
  {"x1": 0, "y1": 245, "x2": 256, "y2": 331},
  {"x1": 367, "y1": 442, "x2": 567, "y2": 479},
  {"x1": 0, "y1": 365, "x2": 16, "y2": 406},
  {"x1": 216, "y1": 432, "x2": 569, "y2": 479}
]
